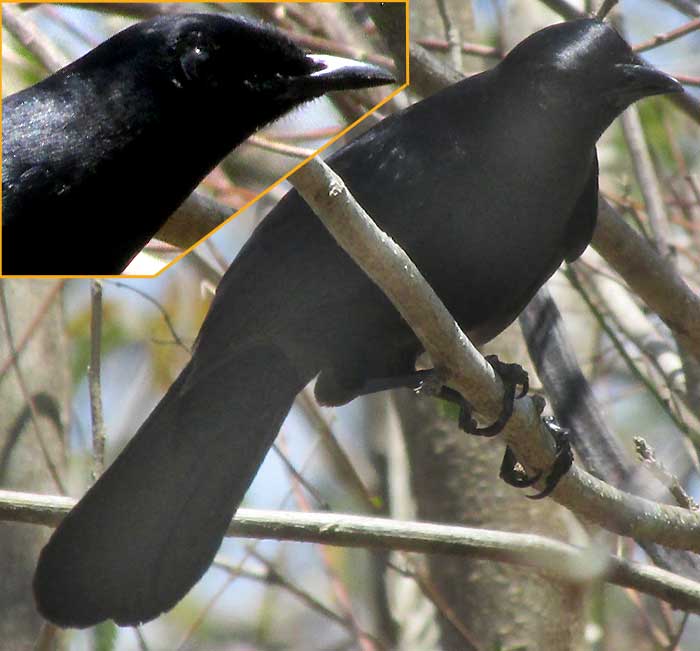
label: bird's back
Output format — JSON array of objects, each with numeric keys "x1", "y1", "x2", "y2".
[{"x1": 195, "y1": 67, "x2": 599, "y2": 374}]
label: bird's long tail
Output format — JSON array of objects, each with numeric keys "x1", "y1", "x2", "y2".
[{"x1": 34, "y1": 344, "x2": 303, "y2": 628}]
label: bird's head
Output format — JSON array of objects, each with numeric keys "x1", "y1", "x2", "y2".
[
  {"x1": 121, "y1": 13, "x2": 394, "y2": 118},
  {"x1": 55, "y1": 13, "x2": 395, "y2": 163},
  {"x1": 499, "y1": 18, "x2": 682, "y2": 136}
]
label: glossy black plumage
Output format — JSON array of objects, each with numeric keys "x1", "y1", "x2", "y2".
[
  {"x1": 1, "y1": 13, "x2": 394, "y2": 275},
  {"x1": 34, "y1": 18, "x2": 681, "y2": 627}
]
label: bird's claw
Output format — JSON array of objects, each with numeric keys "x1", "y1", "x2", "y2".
[
  {"x1": 422, "y1": 357, "x2": 528, "y2": 437},
  {"x1": 499, "y1": 447, "x2": 542, "y2": 487},
  {"x1": 430, "y1": 356, "x2": 529, "y2": 437},
  {"x1": 500, "y1": 416, "x2": 573, "y2": 499},
  {"x1": 464, "y1": 356, "x2": 529, "y2": 437},
  {"x1": 485, "y1": 354, "x2": 529, "y2": 400}
]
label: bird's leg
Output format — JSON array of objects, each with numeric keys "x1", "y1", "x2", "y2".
[
  {"x1": 356, "y1": 369, "x2": 481, "y2": 430},
  {"x1": 357, "y1": 356, "x2": 528, "y2": 435},
  {"x1": 356, "y1": 369, "x2": 435, "y2": 395},
  {"x1": 499, "y1": 416, "x2": 574, "y2": 499}
]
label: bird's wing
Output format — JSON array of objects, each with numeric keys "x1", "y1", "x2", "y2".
[{"x1": 564, "y1": 153, "x2": 599, "y2": 263}]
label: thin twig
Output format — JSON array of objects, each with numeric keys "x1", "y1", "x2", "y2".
[
  {"x1": 668, "y1": 611, "x2": 691, "y2": 650},
  {"x1": 272, "y1": 437, "x2": 330, "y2": 510},
  {"x1": 620, "y1": 108, "x2": 672, "y2": 257},
  {"x1": 416, "y1": 37, "x2": 500, "y2": 59},
  {"x1": 537, "y1": 0, "x2": 586, "y2": 20},
  {"x1": 175, "y1": 574, "x2": 237, "y2": 651},
  {"x1": 214, "y1": 554, "x2": 387, "y2": 649},
  {"x1": 88, "y1": 280, "x2": 106, "y2": 480},
  {"x1": 435, "y1": 0, "x2": 462, "y2": 71},
  {"x1": 266, "y1": 126, "x2": 345, "y2": 142},
  {"x1": 633, "y1": 17, "x2": 700, "y2": 53},
  {"x1": 657, "y1": 0, "x2": 700, "y2": 18},
  {"x1": 634, "y1": 438, "x2": 699, "y2": 511},
  {"x1": 42, "y1": 3, "x2": 101, "y2": 48},
  {"x1": 248, "y1": 134, "x2": 316, "y2": 159},
  {"x1": 672, "y1": 73, "x2": 700, "y2": 87},
  {"x1": 297, "y1": 388, "x2": 380, "y2": 511},
  {"x1": 32, "y1": 623, "x2": 58, "y2": 651},
  {"x1": 596, "y1": 0, "x2": 619, "y2": 20},
  {"x1": 623, "y1": 586, "x2": 673, "y2": 647},
  {"x1": 565, "y1": 266, "x2": 695, "y2": 441},
  {"x1": 586, "y1": 259, "x2": 687, "y2": 399},
  {"x1": 107, "y1": 281, "x2": 191, "y2": 353},
  {"x1": 279, "y1": 434, "x2": 378, "y2": 651},
  {"x1": 1, "y1": 4, "x2": 68, "y2": 72},
  {"x1": 133, "y1": 627, "x2": 150, "y2": 651},
  {"x1": 387, "y1": 557, "x2": 485, "y2": 651},
  {"x1": 0, "y1": 281, "x2": 65, "y2": 380}
]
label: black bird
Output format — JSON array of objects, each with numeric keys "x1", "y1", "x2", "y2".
[
  {"x1": 1, "y1": 13, "x2": 394, "y2": 275},
  {"x1": 34, "y1": 18, "x2": 681, "y2": 627}
]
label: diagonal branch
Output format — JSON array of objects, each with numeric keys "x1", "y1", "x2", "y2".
[{"x1": 289, "y1": 156, "x2": 700, "y2": 553}]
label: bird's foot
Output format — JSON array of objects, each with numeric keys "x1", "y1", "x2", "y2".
[
  {"x1": 415, "y1": 362, "x2": 572, "y2": 497},
  {"x1": 500, "y1": 416, "x2": 574, "y2": 499},
  {"x1": 416, "y1": 356, "x2": 528, "y2": 437},
  {"x1": 472, "y1": 355, "x2": 529, "y2": 436}
]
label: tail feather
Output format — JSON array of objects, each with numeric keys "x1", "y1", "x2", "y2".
[{"x1": 34, "y1": 344, "x2": 303, "y2": 627}]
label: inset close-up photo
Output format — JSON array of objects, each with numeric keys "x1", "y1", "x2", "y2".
[{"x1": 1, "y1": 2, "x2": 404, "y2": 276}]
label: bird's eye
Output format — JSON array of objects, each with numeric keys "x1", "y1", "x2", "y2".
[
  {"x1": 180, "y1": 45, "x2": 211, "y2": 83},
  {"x1": 621, "y1": 69, "x2": 636, "y2": 85}
]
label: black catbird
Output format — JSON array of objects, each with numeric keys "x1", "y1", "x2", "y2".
[
  {"x1": 1, "y1": 13, "x2": 394, "y2": 275},
  {"x1": 34, "y1": 18, "x2": 682, "y2": 627}
]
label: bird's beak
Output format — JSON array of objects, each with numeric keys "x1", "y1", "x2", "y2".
[
  {"x1": 614, "y1": 62, "x2": 683, "y2": 100},
  {"x1": 288, "y1": 54, "x2": 395, "y2": 98}
]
